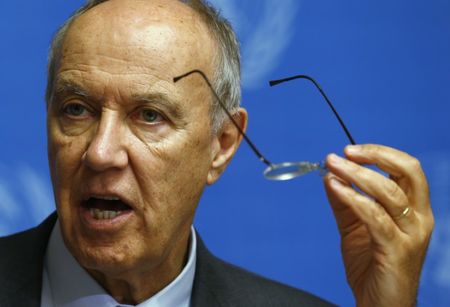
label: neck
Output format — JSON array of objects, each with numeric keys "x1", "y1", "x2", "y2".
[{"x1": 87, "y1": 230, "x2": 191, "y2": 304}]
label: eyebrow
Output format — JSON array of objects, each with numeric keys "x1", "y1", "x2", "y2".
[
  {"x1": 53, "y1": 78, "x2": 93, "y2": 101},
  {"x1": 132, "y1": 92, "x2": 184, "y2": 119},
  {"x1": 53, "y1": 78, "x2": 184, "y2": 118}
]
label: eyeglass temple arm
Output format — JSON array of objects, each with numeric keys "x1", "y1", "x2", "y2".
[
  {"x1": 174, "y1": 69, "x2": 273, "y2": 167},
  {"x1": 269, "y1": 75, "x2": 356, "y2": 145}
]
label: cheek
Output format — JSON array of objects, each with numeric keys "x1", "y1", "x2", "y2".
[
  {"x1": 135, "y1": 132, "x2": 213, "y2": 211},
  {"x1": 47, "y1": 118, "x2": 87, "y2": 192}
]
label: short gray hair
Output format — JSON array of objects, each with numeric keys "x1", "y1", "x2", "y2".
[{"x1": 46, "y1": 0, "x2": 241, "y2": 132}]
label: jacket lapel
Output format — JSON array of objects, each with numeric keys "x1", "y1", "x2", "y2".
[{"x1": 191, "y1": 234, "x2": 228, "y2": 307}]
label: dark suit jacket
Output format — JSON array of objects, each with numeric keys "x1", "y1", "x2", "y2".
[{"x1": 0, "y1": 213, "x2": 335, "y2": 306}]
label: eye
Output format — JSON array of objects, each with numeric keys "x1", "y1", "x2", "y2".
[
  {"x1": 62, "y1": 102, "x2": 90, "y2": 118},
  {"x1": 140, "y1": 109, "x2": 164, "y2": 124}
]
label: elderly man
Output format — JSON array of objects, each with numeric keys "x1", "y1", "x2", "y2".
[{"x1": 0, "y1": 0, "x2": 434, "y2": 306}]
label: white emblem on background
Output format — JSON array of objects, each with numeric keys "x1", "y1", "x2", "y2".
[
  {"x1": 0, "y1": 164, "x2": 54, "y2": 235},
  {"x1": 209, "y1": 0, "x2": 300, "y2": 88}
]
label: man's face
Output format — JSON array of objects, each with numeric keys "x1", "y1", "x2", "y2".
[{"x1": 47, "y1": 0, "x2": 222, "y2": 276}]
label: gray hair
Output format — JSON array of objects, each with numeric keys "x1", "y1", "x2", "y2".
[{"x1": 45, "y1": 0, "x2": 241, "y2": 132}]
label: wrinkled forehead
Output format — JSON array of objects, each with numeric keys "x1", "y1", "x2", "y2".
[{"x1": 60, "y1": 0, "x2": 215, "y2": 77}]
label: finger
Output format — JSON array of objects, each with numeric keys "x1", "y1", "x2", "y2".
[
  {"x1": 343, "y1": 144, "x2": 430, "y2": 211},
  {"x1": 323, "y1": 173, "x2": 361, "y2": 234},
  {"x1": 326, "y1": 154, "x2": 412, "y2": 230},
  {"x1": 326, "y1": 176, "x2": 403, "y2": 244}
]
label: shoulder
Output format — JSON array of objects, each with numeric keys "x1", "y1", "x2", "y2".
[
  {"x1": 192, "y1": 235, "x2": 336, "y2": 307},
  {"x1": 0, "y1": 213, "x2": 56, "y2": 258},
  {"x1": 0, "y1": 213, "x2": 56, "y2": 284},
  {"x1": 0, "y1": 213, "x2": 56, "y2": 305}
]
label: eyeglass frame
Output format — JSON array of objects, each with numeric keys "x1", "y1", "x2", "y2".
[{"x1": 173, "y1": 69, "x2": 355, "y2": 180}]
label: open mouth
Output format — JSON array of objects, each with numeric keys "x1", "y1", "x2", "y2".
[{"x1": 82, "y1": 197, "x2": 132, "y2": 220}]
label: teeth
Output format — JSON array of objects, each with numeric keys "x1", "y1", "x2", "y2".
[{"x1": 89, "y1": 208, "x2": 122, "y2": 220}]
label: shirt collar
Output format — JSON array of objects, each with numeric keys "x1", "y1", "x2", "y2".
[{"x1": 44, "y1": 220, "x2": 197, "y2": 307}]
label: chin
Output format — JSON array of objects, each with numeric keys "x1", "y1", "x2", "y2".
[{"x1": 76, "y1": 242, "x2": 139, "y2": 275}]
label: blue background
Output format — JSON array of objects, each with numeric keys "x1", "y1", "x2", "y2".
[{"x1": 0, "y1": 1, "x2": 449, "y2": 306}]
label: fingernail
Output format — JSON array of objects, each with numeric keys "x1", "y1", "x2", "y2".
[
  {"x1": 329, "y1": 153, "x2": 343, "y2": 164},
  {"x1": 345, "y1": 145, "x2": 360, "y2": 154},
  {"x1": 330, "y1": 177, "x2": 342, "y2": 188}
]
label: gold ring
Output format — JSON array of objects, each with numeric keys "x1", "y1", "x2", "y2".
[{"x1": 395, "y1": 207, "x2": 411, "y2": 220}]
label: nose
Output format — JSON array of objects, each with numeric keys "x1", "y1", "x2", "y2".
[{"x1": 82, "y1": 110, "x2": 128, "y2": 172}]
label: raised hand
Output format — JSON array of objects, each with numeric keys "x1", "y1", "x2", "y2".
[{"x1": 323, "y1": 144, "x2": 434, "y2": 307}]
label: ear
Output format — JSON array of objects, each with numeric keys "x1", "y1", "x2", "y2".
[{"x1": 207, "y1": 108, "x2": 248, "y2": 185}]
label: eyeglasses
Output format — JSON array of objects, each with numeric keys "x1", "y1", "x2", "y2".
[{"x1": 173, "y1": 69, "x2": 355, "y2": 181}]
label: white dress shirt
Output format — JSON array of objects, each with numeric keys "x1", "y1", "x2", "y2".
[{"x1": 41, "y1": 221, "x2": 197, "y2": 307}]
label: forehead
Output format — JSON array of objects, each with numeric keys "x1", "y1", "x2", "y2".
[{"x1": 57, "y1": 0, "x2": 215, "y2": 92}]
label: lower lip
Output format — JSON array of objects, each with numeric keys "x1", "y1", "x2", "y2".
[{"x1": 79, "y1": 206, "x2": 134, "y2": 232}]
